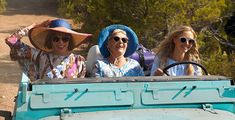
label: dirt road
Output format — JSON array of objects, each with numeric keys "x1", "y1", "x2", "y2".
[{"x1": 0, "y1": 0, "x2": 59, "y2": 119}]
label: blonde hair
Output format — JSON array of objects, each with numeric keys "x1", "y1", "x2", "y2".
[
  {"x1": 110, "y1": 29, "x2": 127, "y2": 38},
  {"x1": 156, "y1": 26, "x2": 200, "y2": 75}
]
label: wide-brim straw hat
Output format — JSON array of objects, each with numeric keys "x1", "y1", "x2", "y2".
[
  {"x1": 28, "y1": 19, "x2": 92, "y2": 52},
  {"x1": 98, "y1": 24, "x2": 139, "y2": 58}
]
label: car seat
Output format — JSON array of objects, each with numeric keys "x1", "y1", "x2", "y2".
[{"x1": 86, "y1": 45, "x2": 103, "y2": 77}]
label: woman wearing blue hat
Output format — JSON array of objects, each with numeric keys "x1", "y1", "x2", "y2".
[
  {"x1": 5, "y1": 19, "x2": 92, "y2": 81},
  {"x1": 91, "y1": 25, "x2": 144, "y2": 77}
]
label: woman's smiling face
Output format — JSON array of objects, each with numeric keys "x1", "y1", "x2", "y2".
[
  {"x1": 173, "y1": 31, "x2": 195, "y2": 54},
  {"x1": 51, "y1": 32, "x2": 71, "y2": 55},
  {"x1": 107, "y1": 32, "x2": 128, "y2": 57}
]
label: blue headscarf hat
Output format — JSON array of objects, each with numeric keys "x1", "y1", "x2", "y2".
[{"x1": 98, "y1": 24, "x2": 139, "y2": 58}]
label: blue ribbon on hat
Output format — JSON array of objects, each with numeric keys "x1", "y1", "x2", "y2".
[{"x1": 49, "y1": 19, "x2": 72, "y2": 29}]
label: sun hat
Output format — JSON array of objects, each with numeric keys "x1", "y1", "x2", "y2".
[
  {"x1": 28, "y1": 19, "x2": 92, "y2": 52},
  {"x1": 98, "y1": 24, "x2": 139, "y2": 58}
]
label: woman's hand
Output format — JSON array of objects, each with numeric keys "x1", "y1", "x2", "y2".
[
  {"x1": 5, "y1": 19, "x2": 50, "y2": 46},
  {"x1": 5, "y1": 35, "x2": 18, "y2": 47},
  {"x1": 154, "y1": 68, "x2": 165, "y2": 76}
]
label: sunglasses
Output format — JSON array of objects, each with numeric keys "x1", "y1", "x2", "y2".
[
  {"x1": 112, "y1": 36, "x2": 128, "y2": 43},
  {"x1": 52, "y1": 36, "x2": 71, "y2": 43},
  {"x1": 179, "y1": 37, "x2": 195, "y2": 44}
]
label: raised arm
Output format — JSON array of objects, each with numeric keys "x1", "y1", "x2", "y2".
[
  {"x1": 5, "y1": 24, "x2": 37, "y2": 61},
  {"x1": 5, "y1": 20, "x2": 51, "y2": 61}
]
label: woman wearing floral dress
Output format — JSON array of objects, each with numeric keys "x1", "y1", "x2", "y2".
[{"x1": 5, "y1": 19, "x2": 92, "y2": 81}]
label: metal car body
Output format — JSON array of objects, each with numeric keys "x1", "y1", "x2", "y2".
[{"x1": 12, "y1": 73, "x2": 235, "y2": 120}]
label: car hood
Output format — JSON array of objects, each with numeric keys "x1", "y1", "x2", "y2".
[{"x1": 43, "y1": 108, "x2": 235, "y2": 120}]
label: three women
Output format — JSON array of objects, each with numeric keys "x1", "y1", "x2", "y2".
[{"x1": 6, "y1": 19, "x2": 202, "y2": 80}]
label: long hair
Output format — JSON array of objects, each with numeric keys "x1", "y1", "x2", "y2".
[{"x1": 156, "y1": 26, "x2": 200, "y2": 75}]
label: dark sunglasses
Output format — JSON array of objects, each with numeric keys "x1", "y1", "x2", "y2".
[
  {"x1": 179, "y1": 37, "x2": 195, "y2": 44},
  {"x1": 52, "y1": 36, "x2": 71, "y2": 43},
  {"x1": 112, "y1": 36, "x2": 128, "y2": 43}
]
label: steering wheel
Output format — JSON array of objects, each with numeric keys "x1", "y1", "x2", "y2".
[{"x1": 162, "y1": 61, "x2": 208, "y2": 76}]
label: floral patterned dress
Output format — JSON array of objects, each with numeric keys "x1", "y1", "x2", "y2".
[
  {"x1": 92, "y1": 58, "x2": 144, "y2": 77},
  {"x1": 5, "y1": 26, "x2": 86, "y2": 81}
]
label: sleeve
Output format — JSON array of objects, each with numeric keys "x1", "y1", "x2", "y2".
[
  {"x1": 150, "y1": 55, "x2": 160, "y2": 76},
  {"x1": 91, "y1": 60, "x2": 102, "y2": 78},
  {"x1": 5, "y1": 25, "x2": 40, "y2": 62},
  {"x1": 5, "y1": 25, "x2": 41, "y2": 80},
  {"x1": 131, "y1": 60, "x2": 144, "y2": 76},
  {"x1": 193, "y1": 65, "x2": 203, "y2": 76},
  {"x1": 137, "y1": 65, "x2": 145, "y2": 76}
]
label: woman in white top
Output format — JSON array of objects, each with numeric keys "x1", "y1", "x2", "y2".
[{"x1": 150, "y1": 25, "x2": 202, "y2": 76}]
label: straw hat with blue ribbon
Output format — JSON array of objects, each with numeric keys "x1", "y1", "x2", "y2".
[{"x1": 29, "y1": 19, "x2": 92, "y2": 52}]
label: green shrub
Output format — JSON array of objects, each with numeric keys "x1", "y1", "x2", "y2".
[{"x1": 0, "y1": 0, "x2": 7, "y2": 13}]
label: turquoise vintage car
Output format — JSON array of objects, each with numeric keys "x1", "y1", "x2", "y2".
[{"x1": 12, "y1": 62, "x2": 235, "y2": 120}]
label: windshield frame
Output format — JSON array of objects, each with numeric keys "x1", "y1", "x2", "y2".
[{"x1": 32, "y1": 75, "x2": 230, "y2": 85}]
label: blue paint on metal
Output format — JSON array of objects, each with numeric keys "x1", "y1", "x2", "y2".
[{"x1": 12, "y1": 76, "x2": 235, "y2": 120}]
